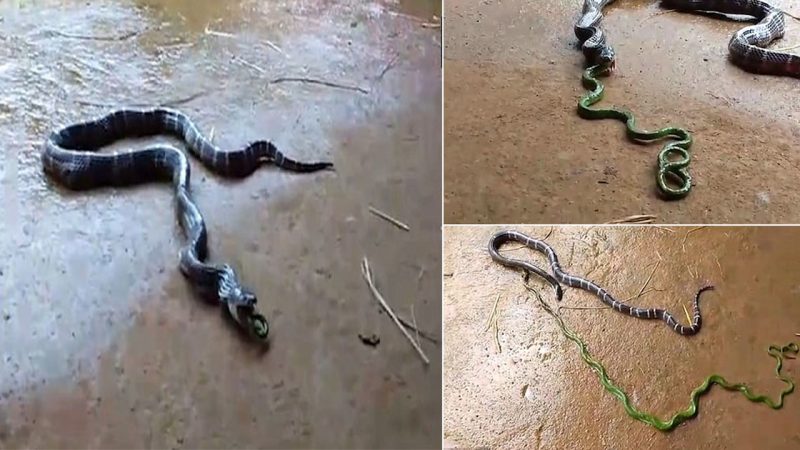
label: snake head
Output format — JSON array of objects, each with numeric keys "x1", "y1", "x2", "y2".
[
  {"x1": 596, "y1": 46, "x2": 616, "y2": 71},
  {"x1": 217, "y1": 264, "x2": 257, "y2": 307}
]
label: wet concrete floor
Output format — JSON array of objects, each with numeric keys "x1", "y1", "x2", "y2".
[
  {"x1": 444, "y1": 226, "x2": 800, "y2": 449},
  {"x1": 0, "y1": 0, "x2": 441, "y2": 447},
  {"x1": 445, "y1": 0, "x2": 800, "y2": 224}
]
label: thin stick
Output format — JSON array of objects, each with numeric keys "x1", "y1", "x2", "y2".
[
  {"x1": 558, "y1": 305, "x2": 610, "y2": 311},
  {"x1": 683, "y1": 304, "x2": 692, "y2": 325},
  {"x1": 369, "y1": 206, "x2": 410, "y2": 231},
  {"x1": 270, "y1": 77, "x2": 370, "y2": 94},
  {"x1": 655, "y1": 226, "x2": 675, "y2": 233},
  {"x1": 377, "y1": 54, "x2": 399, "y2": 81},
  {"x1": 605, "y1": 214, "x2": 657, "y2": 224},
  {"x1": 621, "y1": 287, "x2": 664, "y2": 303},
  {"x1": 493, "y1": 314, "x2": 502, "y2": 353},
  {"x1": 781, "y1": 9, "x2": 800, "y2": 22},
  {"x1": 49, "y1": 28, "x2": 142, "y2": 41},
  {"x1": 635, "y1": 261, "x2": 660, "y2": 299},
  {"x1": 236, "y1": 57, "x2": 267, "y2": 74},
  {"x1": 397, "y1": 316, "x2": 438, "y2": 343},
  {"x1": 681, "y1": 226, "x2": 706, "y2": 252},
  {"x1": 204, "y1": 25, "x2": 235, "y2": 38},
  {"x1": 265, "y1": 40, "x2": 284, "y2": 55},
  {"x1": 484, "y1": 294, "x2": 501, "y2": 332},
  {"x1": 361, "y1": 257, "x2": 429, "y2": 364},
  {"x1": 411, "y1": 304, "x2": 421, "y2": 347},
  {"x1": 75, "y1": 90, "x2": 209, "y2": 109}
]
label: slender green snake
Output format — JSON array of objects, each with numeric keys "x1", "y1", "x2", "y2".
[
  {"x1": 578, "y1": 64, "x2": 693, "y2": 199},
  {"x1": 527, "y1": 283, "x2": 797, "y2": 431}
]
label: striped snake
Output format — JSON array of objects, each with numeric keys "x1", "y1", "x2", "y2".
[
  {"x1": 42, "y1": 108, "x2": 333, "y2": 341},
  {"x1": 488, "y1": 230, "x2": 714, "y2": 336}
]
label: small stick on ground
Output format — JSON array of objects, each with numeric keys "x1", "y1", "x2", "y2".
[
  {"x1": 795, "y1": 333, "x2": 800, "y2": 337},
  {"x1": 606, "y1": 214, "x2": 656, "y2": 224},
  {"x1": 411, "y1": 304, "x2": 421, "y2": 347},
  {"x1": 75, "y1": 90, "x2": 210, "y2": 109},
  {"x1": 655, "y1": 226, "x2": 675, "y2": 233},
  {"x1": 681, "y1": 226, "x2": 707, "y2": 252},
  {"x1": 49, "y1": 29, "x2": 143, "y2": 41},
  {"x1": 265, "y1": 40, "x2": 285, "y2": 55},
  {"x1": 484, "y1": 294, "x2": 501, "y2": 332},
  {"x1": 236, "y1": 57, "x2": 267, "y2": 74},
  {"x1": 621, "y1": 287, "x2": 664, "y2": 303},
  {"x1": 682, "y1": 304, "x2": 692, "y2": 325},
  {"x1": 782, "y1": 9, "x2": 800, "y2": 22},
  {"x1": 377, "y1": 54, "x2": 399, "y2": 81},
  {"x1": 369, "y1": 206, "x2": 410, "y2": 231},
  {"x1": 361, "y1": 257, "x2": 430, "y2": 365},
  {"x1": 204, "y1": 25, "x2": 235, "y2": 38},
  {"x1": 270, "y1": 77, "x2": 370, "y2": 94},
  {"x1": 558, "y1": 305, "x2": 610, "y2": 311},
  {"x1": 397, "y1": 316, "x2": 438, "y2": 344},
  {"x1": 634, "y1": 261, "x2": 660, "y2": 299}
]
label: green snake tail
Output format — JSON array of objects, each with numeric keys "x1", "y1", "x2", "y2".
[
  {"x1": 529, "y1": 285, "x2": 797, "y2": 431},
  {"x1": 578, "y1": 64, "x2": 694, "y2": 200}
]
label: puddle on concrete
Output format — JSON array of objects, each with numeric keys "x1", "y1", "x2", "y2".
[
  {"x1": 0, "y1": 0, "x2": 440, "y2": 447},
  {"x1": 445, "y1": 0, "x2": 800, "y2": 224},
  {"x1": 444, "y1": 226, "x2": 800, "y2": 449}
]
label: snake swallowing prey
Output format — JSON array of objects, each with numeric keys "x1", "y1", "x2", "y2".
[
  {"x1": 42, "y1": 108, "x2": 333, "y2": 341},
  {"x1": 488, "y1": 230, "x2": 714, "y2": 336}
]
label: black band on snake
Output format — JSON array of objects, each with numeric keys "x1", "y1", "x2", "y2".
[
  {"x1": 42, "y1": 108, "x2": 333, "y2": 341},
  {"x1": 488, "y1": 230, "x2": 714, "y2": 336}
]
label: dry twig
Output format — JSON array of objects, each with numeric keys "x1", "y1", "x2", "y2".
[
  {"x1": 369, "y1": 206, "x2": 410, "y2": 231},
  {"x1": 361, "y1": 257, "x2": 430, "y2": 364}
]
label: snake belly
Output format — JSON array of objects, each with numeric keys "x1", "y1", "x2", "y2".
[
  {"x1": 664, "y1": 0, "x2": 800, "y2": 77},
  {"x1": 42, "y1": 108, "x2": 333, "y2": 340},
  {"x1": 488, "y1": 230, "x2": 713, "y2": 336}
]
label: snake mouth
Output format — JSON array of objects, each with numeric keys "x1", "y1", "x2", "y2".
[{"x1": 226, "y1": 302, "x2": 269, "y2": 341}]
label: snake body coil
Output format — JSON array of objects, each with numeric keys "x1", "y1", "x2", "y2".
[
  {"x1": 664, "y1": 0, "x2": 799, "y2": 77},
  {"x1": 42, "y1": 108, "x2": 333, "y2": 340},
  {"x1": 488, "y1": 230, "x2": 713, "y2": 336}
]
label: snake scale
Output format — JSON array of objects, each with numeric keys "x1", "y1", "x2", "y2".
[
  {"x1": 42, "y1": 108, "x2": 333, "y2": 340},
  {"x1": 488, "y1": 230, "x2": 713, "y2": 336}
]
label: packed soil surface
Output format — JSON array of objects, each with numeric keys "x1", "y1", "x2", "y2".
[
  {"x1": 444, "y1": 225, "x2": 800, "y2": 449},
  {"x1": 444, "y1": 0, "x2": 800, "y2": 224}
]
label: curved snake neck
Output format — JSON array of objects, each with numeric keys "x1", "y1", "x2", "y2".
[
  {"x1": 42, "y1": 108, "x2": 334, "y2": 340},
  {"x1": 488, "y1": 230, "x2": 713, "y2": 336}
]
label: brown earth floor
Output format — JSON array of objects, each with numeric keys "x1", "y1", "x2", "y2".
[
  {"x1": 444, "y1": 226, "x2": 800, "y2": 449},
  {"x1": 0, "y1": 0, "x2": 442, "y2": 448},
  {"x1": 444, "y1": 0, "x2": 800, "y2": 224}
]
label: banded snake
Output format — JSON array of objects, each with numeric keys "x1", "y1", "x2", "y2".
[{"x1": 42, "y1": 108, "x2": 333, "y2": 341}]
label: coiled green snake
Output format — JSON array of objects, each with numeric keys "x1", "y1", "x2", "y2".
[
  {"x1": 528, "y1": 283, "x2": 797, "y2": 431},
  {"x1": 575, "y1": 0, "x2": 694, "y2": 199},
  {"x1": 579, "y1": 64, "x2": 693, "y2": 199}
]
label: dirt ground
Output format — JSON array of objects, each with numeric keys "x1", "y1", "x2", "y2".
[
  {"x1": 444, "y1": 0, "x2": 800, "y2": 224},
  {"x1": 0, "y1": 0, "x2": 441, "y2": 448},
  {"x1": 443, "y1": 226, "x2": 800, "y2": 449}
]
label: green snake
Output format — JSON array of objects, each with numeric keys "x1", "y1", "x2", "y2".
[
  {"x1": 528, "y1": 284, "x2": 797, "y2": 431},
  {"x1": 575, "y1": 0, "x2": 694, "y2": 199},
  {"x1": 578, "y1": 64, "x2": 693, "y2": 199}
]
